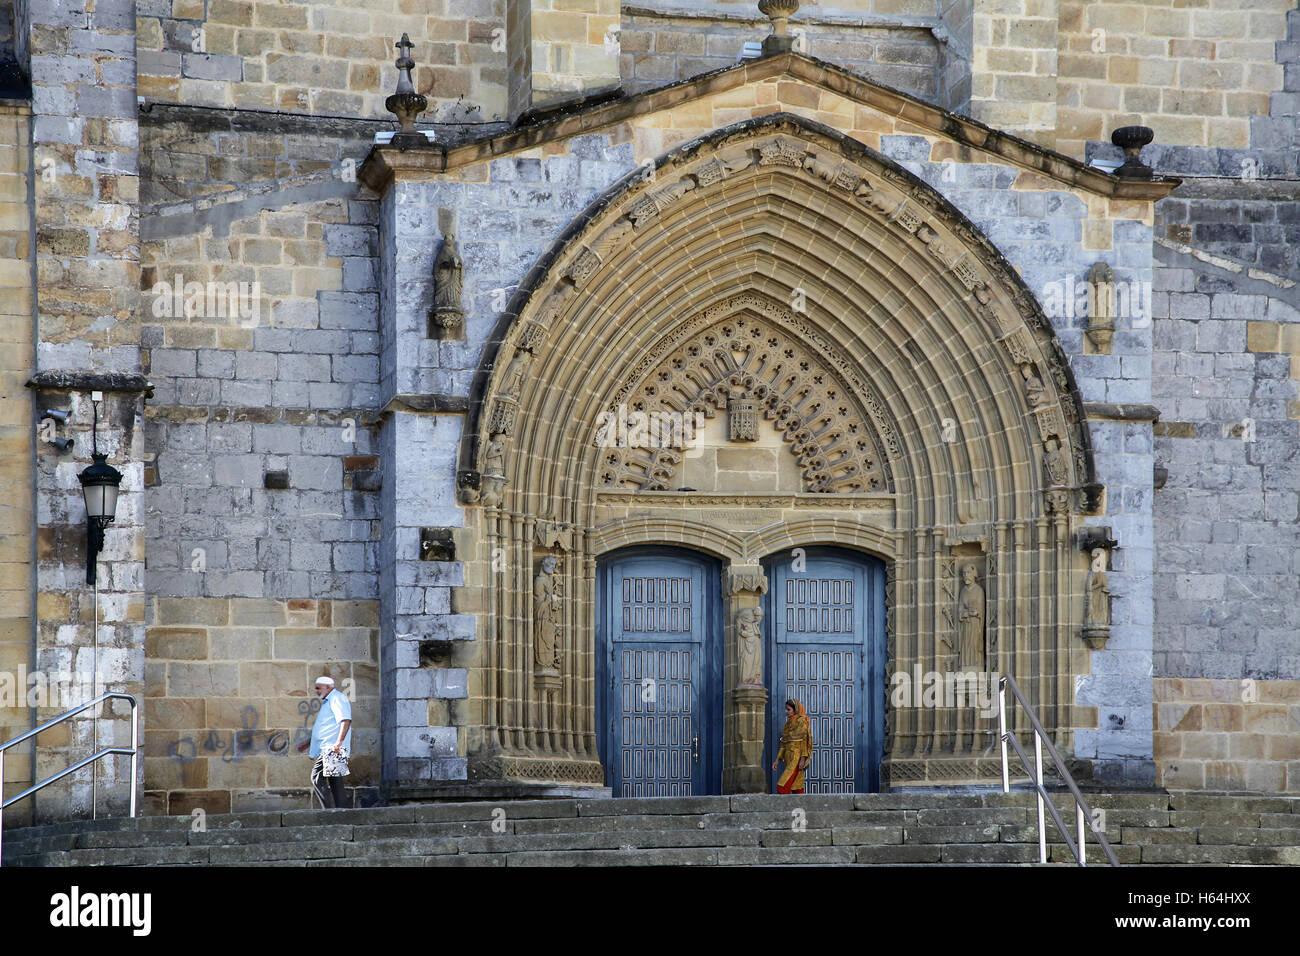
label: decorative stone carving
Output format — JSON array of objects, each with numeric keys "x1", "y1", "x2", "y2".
[
  {"x1": 383, "y1": 34, "x2": 428, "y2": 149},
  {"x1": 1085, "y1": 261, "x2": 1115, "y2": 354},
  {"x1": 1043, "y1": 435, "x2": 1069, "y2": 486},
  {"x1": 1044, "y1": 488, "x2": 1072, "y2": 513},
  {"x1": 1082, "y1": 551, "x2": 1111, "y2": 649},
  {"x1": 534, "y1": 521, "x2": 574, "y2": 551},
  {"x1": 736, "y1": 606, "x2": 764, "y2": 687},
  {"x1": 957, "y1": 564, "x2": 986, "y2": 671},
  {"x1": 727, "y1": 394, "x2": 758, "y2": 441},
  {"x1": 603, "y1": 315, "x2": 888, "y2": 493},
  {"x1": 480, "y1": 435, "x2": 506, "y2": 507},
  {"x1": 696, "y1": 151, "x2": 752, "y2": 187},
  {"x1": 430, "y1": 233, "x2": 464, "y2": 336},
  {"x1": 533, "y1": 555, "x2": 562, "y2": 671},
  {"x1": 726, "y1": 567, "x2": 768, "y2": 596},
  {"x1": 487, "y1": 399, "x2": 517, "y2": 438},
  {"x1": 629, "y1": 176, "x2": 698, "y2": 227},
  {"x1": 1022, "y1": 366, "x2": 1049, "y2": 410},
  {"x1": 758, "y1": 138, "x2": 806, "y2": 169}
]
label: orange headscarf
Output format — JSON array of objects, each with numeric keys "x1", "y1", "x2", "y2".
[{"x1": 780, "y1": 698, "x2": 813, "y2": 758}]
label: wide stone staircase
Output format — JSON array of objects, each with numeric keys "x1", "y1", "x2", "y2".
[{"x1": 4, "y1": 791, "x2": 1299, "y2": 866}]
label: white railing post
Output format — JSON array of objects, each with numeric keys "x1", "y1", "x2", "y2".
[
  {"x1": 1034, "y1": 731, "x2": 1046, "y2": 864},
  {"x1": 998, "y1": 679, "x2": 1009, "y2": 793},
  {"x1": 1077, "y1": 803, "x2": 1086, "y2": 866},
  {"x1": 131, "y1": 697, "x2": 139, "y2": 819}
]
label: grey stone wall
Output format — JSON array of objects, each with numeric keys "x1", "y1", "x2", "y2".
[
  {"x1": 140, "y1": 117, "x2": 385, "y2": 606},
  {"x1": 378, "y1": 134, "x2": 639, "y2": 787},
  {"x1": 619, "y1": 11, "x2": 942, "y2": 103}
]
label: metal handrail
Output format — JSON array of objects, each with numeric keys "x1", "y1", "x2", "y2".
[
  {"x1": 998, "y1": 674, "x2": 1119, "y2": 867},
  {"x1": 0, "y1": 691, "x2": 139, "y2": 866}
]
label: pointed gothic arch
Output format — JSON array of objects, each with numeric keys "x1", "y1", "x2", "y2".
[{"x1": 458, "y1": 112, "x2": 1102, "y2": 788}]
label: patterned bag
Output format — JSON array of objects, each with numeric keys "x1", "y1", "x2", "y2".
[{"x1": 322, "y1": 748, "x2": 350, "y2": 777}]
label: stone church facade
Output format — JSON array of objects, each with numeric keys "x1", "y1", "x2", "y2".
[{"x1": 0, "y1": 0, "x2": 1296, "y2": 820}]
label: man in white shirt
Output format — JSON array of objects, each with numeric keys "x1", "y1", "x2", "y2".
[{"x1": 296, "y1": 676, "x2": 352, "y2": 808}]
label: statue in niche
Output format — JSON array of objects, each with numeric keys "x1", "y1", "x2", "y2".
[
  {"x1": 480, "y1": 434, "x2": 505, "y2": 508},
  {"x1": 533, "y1": 555, "x2": 562, "y2": 671},
  {"x1": 1086, "y1": 261, "x2": 1115, "y2": 354},
  {"x1": 736, "y1": 606, "x2": 763, "y2": 687},
  {"x1": 957, "y1": 564, "x2": 986, "y2": 671},
  {"x1": 431, "y1": 233, "x2": 464, "y2": 335},
  {"x1": 1086, "y1": 566, "x2": 1111, "y2": 628},
  {"x1": 1022, "y1": 366, "x2": 1048, "y2": 410},
  {"x1": 500, "y1": 351, "x2": 527, "y2": 401},
  {"x1": 1043, "y1": 436, "x2": 1069, "y2": 486}
]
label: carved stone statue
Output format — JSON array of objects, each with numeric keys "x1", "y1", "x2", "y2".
[
  {"x1": 1086, "y1": 261, "x2": 1115, "y2": 354},
  {"x1": 480, "y1": 434, "x2": 505, "y2": 508},
  {"x1": 500, "y1": 351, "x2": 527, "y2": 401},
  {"x1": 431, "y1": 233, "x2": 464, "y2": 335},
  {"x1": 533, "y1": 555, "x2": 562, "y2": 671},
  {"x1": 736, "y1": 606, "x2": 763, "y2": 687},
  {"x1": 957, "y1": 564, "x2": 986, "y2": 671},
  {"x1": 1043, "y1": 436, "x2": 1068, "y2": 486},
  {"x1": 1023, "y1": 368, "x2": 1048, "y2": 410},
  {"x1": 1086, "y1": 567, "x2": 1110, "y2": 628}
]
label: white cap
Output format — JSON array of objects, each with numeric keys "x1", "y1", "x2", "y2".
[{"x1": 314, "y1": 676, "x2": 335, "y2": 687}]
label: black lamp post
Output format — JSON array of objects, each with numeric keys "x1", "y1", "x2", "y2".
[{"x1": 77, "y1": 400, "x2": 122, "y2": 585}]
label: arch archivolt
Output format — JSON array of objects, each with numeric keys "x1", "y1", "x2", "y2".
[{"x1": 458, "y1": 113, "x2": 1103, "y2": 789}]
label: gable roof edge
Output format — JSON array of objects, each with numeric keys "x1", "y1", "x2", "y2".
[{"x1": 359, "y1": 53, "x2": 1179, "y2": 201}]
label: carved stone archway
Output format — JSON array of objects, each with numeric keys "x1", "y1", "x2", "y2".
[{"x1": 458, "y1": 113, "x2": 1099, "y2": 789}]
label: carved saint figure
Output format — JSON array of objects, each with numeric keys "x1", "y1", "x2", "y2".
[
  {"x1": 957, "y1": 564, "x2": 986, "y2": 671},
  {"x1": 736, "y1": 606, "x2": 763, "y2": 687},
  {"x1": 479, "y1": 435, "x2": 506, "y2": 508},
  {"x1": 1086, "y1": 567, "x2": 1111, "y2": 627},
  {"x1": 533, "y1": 555, "x2": 562, "y2": 670},
  {"x1": 432, "y1": 233, "x2": 464, "y2": 333},
  {"x1": 500, "y1": 351, "x2": 527, "y2": 401},
  {"x1": 1023, "y1": 370, "x2": 1048, "y2": 410},
  {"x1": 1043, "y1": 436, "x2": 1068, "y2": 486}
]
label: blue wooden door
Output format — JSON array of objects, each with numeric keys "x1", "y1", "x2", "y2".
[
  {"x1": 598, "y1": 550, "x2": 721, "y2": 796},
  {"x1": 765, "y1": 549, "x2": 886, "y2": 793}
]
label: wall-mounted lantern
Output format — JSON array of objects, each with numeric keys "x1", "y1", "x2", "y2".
[{"x1": 76, "y1": 397, "x2": 122, "y2": 585}]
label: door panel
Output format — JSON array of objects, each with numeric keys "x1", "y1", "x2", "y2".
[
  {"x1": 599, "y1": 551, "x2": 720, "y2": 796},
  {"x1": 767, "y1": 549, "x2": 886, "y2": 793}
]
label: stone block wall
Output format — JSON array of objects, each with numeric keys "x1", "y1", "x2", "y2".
[
  {"x1": 143, "y1": 596, "x2": 380, "y2": 814},
  {"x1": 23, "y1": 0, "x2": 145, "y2": 824},
  {"x1": 1155, "y1": 678, "x2": 1300, "y2": 791},
  {"x1": 618, "y1": 11, "x2": 941, "y2": 103},
  {"x1": 970, "y1": 0, "x2": 1060, "y2": 147},
  {"x1": 135, "y1": 0, "x2": 508, "y2": 123},
  {"x1": 1055, "y1": 0, "x2": 1291, "y2": 159},
  {"x1": 0, "y1": 100, "x2": 34, "y2": 826},
  {"x1": 137, "y1": 108, "x2": 385, "y2": 810}
]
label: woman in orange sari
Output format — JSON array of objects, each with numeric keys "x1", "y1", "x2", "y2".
[{"x1": 772, "y1": 699, "x2": 813, "y2": 794}]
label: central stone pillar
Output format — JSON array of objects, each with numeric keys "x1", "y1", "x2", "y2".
[{"x1": 724, "y1": 566, "x2": 768, "y2": 794}]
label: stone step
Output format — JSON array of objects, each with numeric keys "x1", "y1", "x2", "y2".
[{"x1": 5, "y1": 792, "x2": 1298, "y2": 867}]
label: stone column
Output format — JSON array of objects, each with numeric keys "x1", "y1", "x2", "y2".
[{"x1": 723, "y1": 565, "x2": 768, "y2": 794}]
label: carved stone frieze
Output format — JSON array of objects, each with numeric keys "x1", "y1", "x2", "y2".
[{"x1": 600, "y1": 315, "x2": 889, "y2": 493}]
